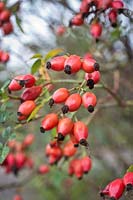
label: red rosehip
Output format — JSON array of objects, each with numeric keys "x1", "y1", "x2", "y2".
[
  {"x1": 111, "y1": 0, "x2": 124, "y2": 9},
  {"x1": 22, "y1": 133, "x2": 35, "y2": 148},
  {"x1": 83, "y1": 52, "x2": 93, "y2": 59},
  {"x1": 17, "y1": 100, "x2": 36, "y2": 119},
  {"x1": 70, "y1": 13, "x2": 84, "y2": 26},
  {"x1": 73, "y1": 121, "x2": 89, "y2": 146},
  {"x1": 13, "y1": 194, "x2": 23, "y2": 200},
  {"x1": 38, "y1": 164, "x2": 50, "y2": 174},
  {"x1": 57, "y1": 118, "x2": 74, "y2": 141},
  {"x1": 108, "y1": 178, "x2": 125, "y2": 200},
  {"x1": 80, "y1": 0, "x2": 91, "y2": 13},
  {"x1": 21, "y1": 86, "x2": 42, "y2": 102},
  {"x1": 5, "y1": 153, "x2": 15, "y2": 168},
  {"x1": 90, "y1": 22, "x2": 102, "y2": 40},
  {"x1": 62, "y1": 93, "x2": 82, "y2": 114},
  {"x1": 82, "y1": 57, "x2": 100, "y2": 73},
  {"x1": 49, "y1": 88, "x2": 70, "y2": 107},
  {"x1": 0, "y1": 10, "x2": 11, "y2": 21},
  {"x1": 81, "y1": 156, "x2": 92, "y2": 173},
  {"x1": 100, "y1": 183, "x2": 111, "y2": 197},
  {"x1": 123, "y1": 172, "x2": 133, "y2": 191},
  {"x1": 40, "y1": 113, "x2": 59, "y2": 133},
  {"x1": 85, "y1": 71, "x2": 101, "y2": 89},
  {"x1": 22, "y1": 74, "x2": 36, "y2": 88},
  {"x1": 46, "y1": 56, "x2": 66, "y2": 71},
  {"x1": 8, "y1": 76, "x2": 24, "y2": 92},
  {"x1": 15, "y1": 152, "x2": 27, "y2": 169},
  {"x1": 56, "y1": 25, "x2": 66, "y2": 36},
  {"x1": 108, "y1": 9, "x2": 118, "y2": 27},
  {"x1": 0, "y1": 51, "x2": 10, "y2": 63},
  {"x1": 63, "y1": 140, "x2": 77, "y2": 158},
  {"x1": 73, "y1": 159, "x2": 84, "y2": 179},
  {"x1": 82, "y1": 92, "x2": 97, "y2": 112},
  {"x1": 0, "y1": 2, "x2": 5, "y2": 12},
  {"x1": 2, "y1": 21, "x2": 13, "y2": 35},
  {"x1": 70, "y1": 132, "x2": 79, "y2": 147},
  {"x1": 64, "y1": 55, "x2": 82, "y2": 74},
  {"x1": 96, "y1": 0, "x2": 112, "y2": 9}
]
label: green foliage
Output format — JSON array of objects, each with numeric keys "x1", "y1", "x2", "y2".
[
  {"x1": 31, "y1": 59, "x2": 41, "y2": 74},
  {"x1": 127, "y1": 165, "x2": 133, "y2": 172},
  {"x1": 44, "y1": 48, "x2": 64, "y2": 62}
]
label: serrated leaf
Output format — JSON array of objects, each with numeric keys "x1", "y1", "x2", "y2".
[
  {"x1": 27, "y1": 104, "x2": 42, "y2": 122},
  {"x1": 31, "y1": 54, "x2": 42, "y2": 59},
  {"x1": 44, "y1": 48, "x2": 64, "y2": 62},
  {"x1": 127, "y1": 165, "x2": 133, "y2": 172},
  {"x1": 31, "y1": 59, "x2": 41, "y2": 74},
  {"x1": 15, "y1": 15, "x2": 24, "y2": 33},
  {"x1": 0, "y1": 145, "x2": 10, "y2": 164}
]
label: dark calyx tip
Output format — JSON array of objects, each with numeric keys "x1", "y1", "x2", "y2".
[
  {"x1": 19, "y1": 80, "x2": 25, "y2": 87},
  {"x1": 49, "y1": 98, "x2": 54, "y2": 107},
  {"x1": 17, "y1": 112, "x2": 22, "y2": 116},
  {"x1": 46, "y1": 61, "x2": 51, "y2": 69},
  {"x1": 20, "y1": 99, "x2": 24, "y2": 103},
  {"x1": 64, "y1": 156, "x2": 68, "y2": 160},
  {"x1": 94, "y1": 62, "x2": 100, "y2": 71},
  {"x1": 99, "y1": 191, "x2": 105, "y2": 197},
  {"x1": 78, "y1": 176, "x2": 82, "y2": 180},
  {"x1": 109, "y1": 197, "x2": 116, "y2": 200},
  {"x1": 118, "y1": 8, "x2": 123, "y2": 14},
  {"x1": 126, "y1": 183, "x2": 133, "y2": 191},
  {"x1": 111, "y1": 23, "x2": 117, "y2": 28},
  {"x1": 58, "y1": 133, "x2": 65, "y2": 141},
  {"x1": 69, "y1": 21, "x2": 72, "y2": 27},
  {"x1": 40, "y1": 127, "x2": 45, "y2": 133},
  {"x1": 61, "y1": 105, "x2": 69, "y2": 114},
  {"x1": 74, "y1": 143, "x2": 79, "y2": 148},
  {"x1": 88, "y1": 105, "x2": 94, "y2": 113},
  {"x1": 8, "y1": 88, "x2": 11, "y2": 94},
  {"x1": 84, "y1": 171, "x2": 88, "y2": 174},
  {"x1": 79, "y1": 139, "x2": 88, "y2": 146},
  {"x1": 86, "y1": 79, "x2": 94, "y2": 89},
  {"x1": 12, "y1": 165, "x2": 19, "y2": 176},
  {"x1": 64, "y1": 65, "x2": 71, "y2": 74}
]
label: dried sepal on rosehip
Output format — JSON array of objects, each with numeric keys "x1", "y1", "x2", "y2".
[
  {"x1": 64, "y1": 55, "x2": 82, "y2": 74},
  {"x1": 82, "y1": 92, "x2": 97, "y2": 113},
  {"x1": 46, "y1": 55, "x2": 66, "y2": 71}
]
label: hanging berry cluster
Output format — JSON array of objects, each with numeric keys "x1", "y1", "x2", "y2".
[
  {"x1": 1, "y1": 134, "x2": 35, "y2": 175},
  {"x1": 0, "y1": 1, "x2": 13, "y2": 35},
  {"x1": 0, "y1": 49, "x2": 10, "y2": 63},
  {"x1": 69, "y1": 0, "x2": 125, "y2": 40},
  {"x1": 100, "y1": 171, "x2": 133, "y2": 200}
]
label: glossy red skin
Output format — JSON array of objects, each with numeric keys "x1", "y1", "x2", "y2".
[
  {"x1": 100, "y1": 183, "x2": 111, "y2": 196},
  {"x1": 85, "y1": 71, "x2": 101, "y2": 84},
  {"x1": 8, "y1": 79, "x2": 23, "y2": 92},
  {"x1": 111, "y1": 1, "x2": 124, "y2": 9},
  {"x1": 21, "y1": 86, "x2": 42, "y2": 101},
  {"x1": 0, "y1": 2, "x2": 5, "y2": 12},
  {"x1": 23, "y1": 74, "x2": 36, "y2": 88},
  {"x1": 96, "y1": 0, "x2": 112, "y2": 9},
  {"x1": 80, "y1": 0, "x2": 90, "y2": 13},
  {"x1": 15, "y1": 152, "x2": 27, "y2": 169},
  {"x1": 108, "y1": 178, "x2": 125, "y2": 199},
  {"x1": 63, "y1": 141, "x2": 77, "y2": 157},
  {"x1": 5, "y1": 153, "x2": 15, "y2": 168},
  {"x1": 49, "y1": 56, "x2": 66, "y2": 71},
  {"x1": 18, "y1": 114, "x2": 27, "y2": 121},
  {"x1": 82, "y1": 92, "x2": 97, "y2": 108},
  {"x1": 123, "y1": 172, "x2": 133, "y2": 186},
  {"x1": 81, "y1": 156, "x2": 92, "y2": 173},
  {"x1": 18, "y1": 100, "x2": 36, "y2": 116},
  {"x1": 71, "y1": 14, "x2": 84, "y2": 26},
  {"x1": 0, "y1": 10, "x2": 11, "y2": 21},
  {"x1": 57, "y1": 118, "x2": 74, "y2": 136},
  {"x1": 41, "y1": 113, "x2": 58, "y2": 131},
  {"x1": 52, "y1": 88, "x2": 69, "y2": 103},
  {"x1": 83, "y1": 53, "x2": 93, "y2": 59},
  {"x1": 73, "y1": 159, "x2": 84, "y2": 179},
  {"x1": 64, "y1": 55, "x2": 82, "y2": 73},
  {"x1": 13, "y1": 194, "x2": 23, "y2": 200},
  {"x1": 56, "y1": 25, "x2": 66, "y2": 36},
  {"x1": 2, "y1": 21, "x2": 13, "y2": 35},
  {"x1": 73, "y1": 121, "x2": 89, "y2": 142},
  {"x1": 38, "y1": 164, "x2": 50, "y2": 174},
  {"x1": 45, "y1": 144, "x2": 62, "y2": 158},
  {"x1": 108, "y1": 9, "x2": 118, "y2": 24},
  {"x1": 23, "y1": 133, "x2": 35, "y2": 147},
  {"x1": 65, "y1": 93, "x2": 82, "y2": 112},
  {"x1": 90, "y1": 23, "x2": 102, "y2": 39},
  {"x1": 82, "y1": 58, "x2": 97, "y2": 73},
  {"x1": 70, "y1": 132, "x2": 79, "y2": 146},
  {"x1": 48, "y1": 155, "x2": 58, "y2": 164},
  {"x1": 0, "y1": 51, "x2": 10, "y2": 62}
]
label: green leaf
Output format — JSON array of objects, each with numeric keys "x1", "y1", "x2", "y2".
[
  {"x1": 27, "y1": 104, "x2": 42, "y2": 122},
  {"x1": 2, "y1": 127, "x2": 12, "y2": 139},
  {"x1": 127, "y1": 165, "x2": 133, "y2": 172},
  {"x1": 9, "y1": 2, "x2": 20, "y2": 13},
  {"x1": 0, "y1": 143, "x2": 3, "y2": 156},
  {"x1": 44, "y1": 48, "x2": 64, "y2": 62},
  {"x1": 0, "y1": 146, "x2": 10, "y2": 164},
  {"x1": 9, "y1": 133, "x2": 16, "y2": 140},
  {"x1": 31, "y1": 54, "x2": 42, "y2": 59},
  {"x1": 31, "y1": 59, "x2": 41, "y2": 74},
  {"x1": 0, "y1": 79, "x2": 10, "y2": 92},
  {"x1": 15, "y1": 15, "x2": 24, "y2": 33},
  {"x1": 51, "y1": 128, "x2": 57, "y2": 138}
]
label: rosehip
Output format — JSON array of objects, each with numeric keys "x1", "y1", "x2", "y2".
[
  {"x1": 15, "y1": 152, "x2": 27, "y2": 169},
  {"x1": 13, "y1": 194, "x2": 23, "y2": 200},
  {"x1": 108, "y1": 178, "x2": 125, "y2": 200},
  {"x1": 8, "y1": 76, "x2": 24, "y2": 92},
  {"x1": 90, "y1": 22, "x2": 102, "y2": 40},
  {"x1": 46, "y1": 56, "x2": 66, "y2": 71},
  {"x1": 21, "y1": 86, "x2": 42, "y2": 102},
  {"x1": 100, "y1": 183, "x2": 111, "y2": 197},
  {"x1": 82, "y1": 92, "x2": 97, "y2": 112},
  {"x1": 2, "y1": 21, "x2": 13, "y2": 35},
  {"x1": 81, "y1": 156, "x2": 92, "y2": 173},
  {"x1": 70, "y1": 132, "x2": 79, "y2": 147},
  {"x1": 73, "y1": 121, "x2": 89, "y2": 146},
  {"x1": 22, "y1": 133, "x2": 35, "y2": 148},
  {"x1": 38, "y1": 164, "x2": 50, "y2": 174},
  {"x1": 108, "y1": 9, "x2": 118, "y2": 27},
  {"x1": 96, "y1": 0, "x2": 112, "y2": 9},
  {"x1": 123, "y1": 172, "x2": 133, "y2": 191},
  {"x1": 111, "y1": 0, "x2": 124, "y2": 9},
  {"x1": 22, "y1": 74, "x2": 36, "y2": 88},
  {"x1": 0, "y1": 2, "x2": 5, "y2": 12},
  {"x1": 0, "y1": 51, "x2": 10, "y2": 63},
  {"x1": 80, "y1": 0, "x2": 90, "y2": 13},
  {"x1": 63, "y1": 141, "x2": 77, "y2": 158},
  {"x1": 64, "y1": 55, "x2": 82, "y2": 74},
  {"x1": 17, "y1": 100, "x2": 36, "y2": 119},
  {"x1": 73, "y1": 159, "x2": 84, "y2": 179},
  {"x1": 5, "y1": 153, "x2": 15, "y2": 169},
  {"x1": 49, "y1": 88, "x2": 70, "y2": 107},
  {"x1": 70, "y1": 13, "x2": 84, "y2": 26},
  {"x1": 40, "y1": 113, "x2": 59, "y2": 133},
  {"x1": 82, "y1": 57, "x2": 100, "y2": 73},
  {"x1": 57, "y1": 118, "x2": 74, "y2": 140},
  {"x1": 56, "y1": 25, "x2": 66, "y2": 36},
  {"x1": 0, "y1": 10, "x2": 11, "y2": 21},
  {"x1": 85, "y1": 71, "x2": 101, "y2": 89}
]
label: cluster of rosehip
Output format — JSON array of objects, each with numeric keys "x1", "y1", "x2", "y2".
[
  {"x1": 69, "y1": 0, "x2": 124, "y2": 40},
  {"x1": 0, "y1": 49, "x2": 9, "y2": 63},
  {"x1": 8, "y1": 74, "x2": 42, "y2": 121},
  {"x1": 45, "y1": 139, "x2": 92, "y2": 179},
  {"x1": 100, "y1": 171, "x2": 133, "y2": 200},
  {"x1": 1, "y1": 134, "x2": 35, "y2": 175},
  {"x1": 0, "y1": 1, "x2": 13, "y2": 35}
]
